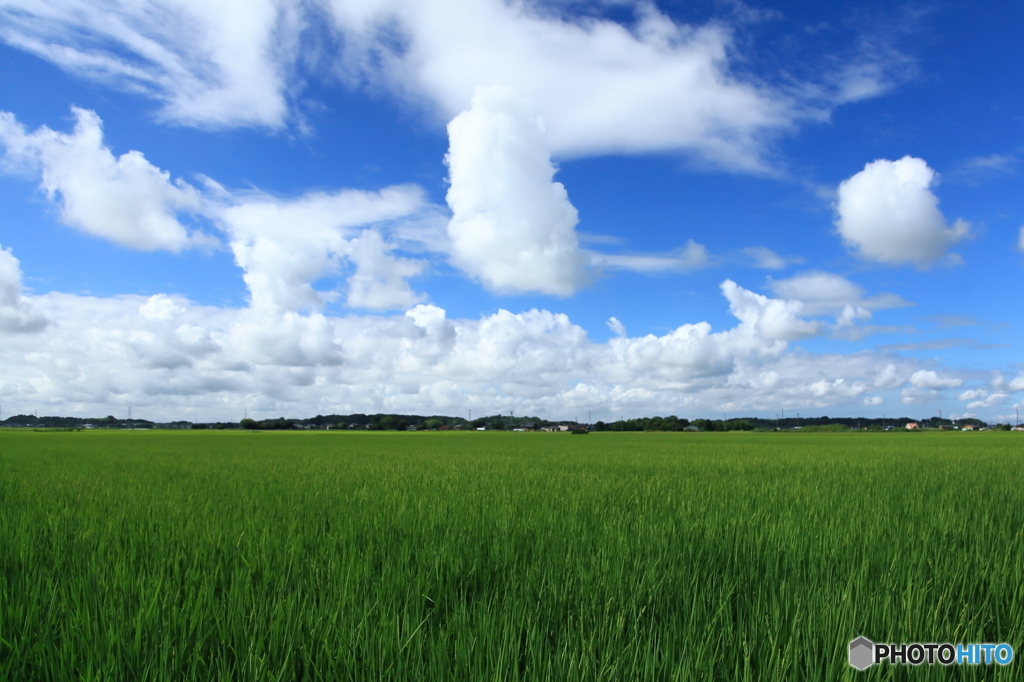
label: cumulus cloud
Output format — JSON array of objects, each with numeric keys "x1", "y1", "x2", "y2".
[
  {"x1": 873, "y1": 364, "x2": 905, "y2": 389},
  {"x1": 0, "y1": 246, "x2": 47, "y2": 333},
  {"x1": 607, "y1": 317, "x2": 626, "y2": 338},
  {"x1": 958, "y1": 389, "x2": 987, "y2": 402},
  {"x1": 909, "y1": 370, "x2": 962, "y2": 390},
  {"x1": 967, "y1": 393, "x2": 1008, "y2": 410},
  {"x1": 345, "y1": 229, "x2": 425, "y2": 310},
  {"x1": 0, "y1": 0, "x2": 297, "y2": 128},
  {"x1": 2, "y1": 276, "x2": 945, "y2": 421},
  {"x1": 0, "y1": 107, "x2": 209, "y2": 251},
  {"x1": 445, "y1": 86, "x2": 588, "y2": 296},
  {"x1": 1018, "y1": 226, "x2": 1024, "y2": 252},
  {"x1": 216, "y1": 185, "x2": 427, "y2": 313},
  {"x1": 835, "y1": 156, "x2": 970, "y2": 267},
  {"x1": 139, "y1": 294, "x2": 185, "y2": 321},
  {"x1": 0, "y1": 105, "x2": 433, "y2": 311},
  {"x1": 767, "y1": 271, "x2": 909, "y2": 327},
  {"x1": 720, "y1": 279, "x2": 819, "y2": 343}
]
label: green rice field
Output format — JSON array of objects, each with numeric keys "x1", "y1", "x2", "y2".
[{"x1": 1, "y1": 429, "x2": 1022, "y2": 680}]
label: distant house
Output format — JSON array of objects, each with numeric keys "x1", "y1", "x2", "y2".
[
  {"x1": 905, "y1": 422, "x2": 919, "y2": 430},
  {"x1": 521, "y1": 422, "x2": 538, "y2": 431},
  {"x1": 962, "y1": 424, "x2": 976, "y2": 431}
]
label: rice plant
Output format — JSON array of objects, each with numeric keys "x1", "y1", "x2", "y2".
[{"x1": 1, "y1": 430, "x2": 1021, "y2": 680}]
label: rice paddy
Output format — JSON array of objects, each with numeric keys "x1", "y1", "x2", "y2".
[{"x1": 1, "y1": 429, "x2": 1021, "y2": 680}]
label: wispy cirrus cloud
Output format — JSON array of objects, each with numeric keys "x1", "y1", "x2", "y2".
[
  {"x1": 742, "y1": 246, "x2": 803, "y2": 270},
  {"x1": 1, "y1": 0, "x2": 914, "y2": 172},
  {"x1": 589, "y1": 240, "x2": 711, "y2": 274},
  {"x1": 878, "y1": 339, "x2": 1007, "y2": 352}
]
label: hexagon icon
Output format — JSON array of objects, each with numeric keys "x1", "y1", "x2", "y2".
[{"x1": 849, "y1": 637, "x2": 875, "y2": 670}]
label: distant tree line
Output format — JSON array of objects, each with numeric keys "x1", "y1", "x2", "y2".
[{"x1": 0, "y1": 412, "x2": 996, "y2": 431}]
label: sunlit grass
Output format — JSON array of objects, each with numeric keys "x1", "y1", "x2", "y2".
[{"x1": 1, "y1": 430, "x2": 1021, "y2": 680}]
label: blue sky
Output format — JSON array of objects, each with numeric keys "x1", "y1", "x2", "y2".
[{"x1": 0, "y1": 0, "x2": 1021, "y2": 423}]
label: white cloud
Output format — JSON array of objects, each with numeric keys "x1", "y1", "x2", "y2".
[
  {"x1": 3, "y1": 276, "x2": 950, "y2": 421},
  {"x1": 1008, "y1": 373, "x2": 1024, "y2": 392},
  {"x1": 607, "y1": 317, "x2": 626, "y2": 338},
  {"x1": 720, "y1": 279, "x2": 820, "y2": 342},
  {"x1": 835, "y1": 156, "x2": 970, "y2": 267},
  {"x1": 0, "y1": 0, "x2": 297, "y2": 128},
  {"x1": 767, "y1": 271, "x2": 908, "y2": 319},
  {"x1": 0, "y1": 105, "x2": 432, "y2": 311},
  {"x1": 216, "y1": 185, "x2": 427, "y2": 313},
  {"x1": 345, "y1": 229, "x2": 425, "y2": 310},
  {"x1": 0, "y1": 0, "x2": 914, "y2": 172},
  {"x1": 0, "y1": 107, "x2": 210, "y2": 251},
  {"x1": 742, "y1": 246, "x2": 801, "y2": 270},
  {"x1": 863, "y1": 396, "x2": 883, "y2": 406},
  {"x1": 909, "y1": 370, "x2": 962, "y2": 390},
  {"x1": 828, "y1": 49, "x2": 912, "y2": 105},
  {"x1": 0, "y1": 245, "x2": 47, "y2": 333},
  {"x1": 958, "y1": 388, "x2": 987, "y2": 401},
  {"x1": 327, "y1": 0, "x2": 795, "y2": 171},
  {"x1": 948, "y1": 154, "x2": 1016, "y2": 185},
  {"x1": 590, "y1": 240, "x2": 710, "y2": 274},
  {"x1": 445, "y1": 86, "x2": 588, "y2": 296},
  {"x1": 960, "y1": 153, "x2": 1015, "y2": 172},
  {"x1": 139, "y1": 294, "x2": 185, "y2": 321},
  {"x1": 967, "y1": 393, "x2": 1008, "y2": 410},
  {"x1": 873, "y1": 364, "x2": 905, "y2": 389},
  {"x1": 1018, "y1": 226, "x2": 1024, "y2": 252}
]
